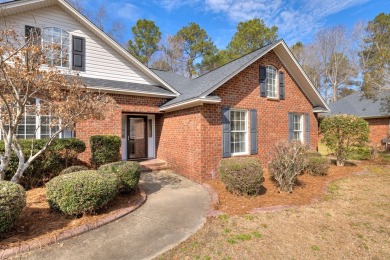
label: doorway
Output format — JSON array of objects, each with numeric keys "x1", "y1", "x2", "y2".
[{"x1": 127, "y1": 116, "x2": 148, "y2": 159}]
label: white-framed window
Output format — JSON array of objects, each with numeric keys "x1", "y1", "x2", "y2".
[
  {"x1": 293, "y1": 113, "x2": 303, "y2": 141},
  {"x1": 230, "y1": 109, "x2": 248, "y2": 155},
  {"x1": 42, "y1": 27, "x2": 70, "y2": 68},
  {"x1": 266, "y1": 65, "x2": 278, "y2": 98},
  {"x1": 0, "y1": 99, "x2": 73, "y2": 140}
]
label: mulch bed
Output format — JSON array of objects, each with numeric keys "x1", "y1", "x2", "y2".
[
  {"x1": 205, "y1": 163, "x2": 364, "y2": 215},
  {"x1": 0, "y1": 187, "x2": 143, "y2": 250}
]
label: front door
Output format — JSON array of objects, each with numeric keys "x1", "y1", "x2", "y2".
[{"x1": 127, "y1": 116, "x2": 147, "y2": 159}]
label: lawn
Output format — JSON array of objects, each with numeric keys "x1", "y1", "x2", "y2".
[{"x1": 159, "y1": 162, "x2": 390, "y2": 259}]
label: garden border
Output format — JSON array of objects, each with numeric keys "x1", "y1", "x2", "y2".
[{"x1": 0, "y1": 186, "x2": 147, "y2": 260}]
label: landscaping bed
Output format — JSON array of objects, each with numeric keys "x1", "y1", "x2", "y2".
[
  {"x1": 0, "y1": 186, "x2": 144, "y2": 250},
  {"x1": 206, "y1": 163, "x2": 363, "y2": 215}
]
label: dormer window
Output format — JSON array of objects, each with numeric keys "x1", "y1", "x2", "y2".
[{"x1": 42, "y1": 27, "x2": 70, "y2": 68}]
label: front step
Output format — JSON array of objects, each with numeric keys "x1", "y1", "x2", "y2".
[{"x1": 140, "y1": 159, "x2": 169, "y2": 172}]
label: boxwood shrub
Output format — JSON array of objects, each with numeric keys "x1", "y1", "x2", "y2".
[
  {"x1": 46, "y1": 170, "x2": 119, "y2": 215},
  {"x1": 219, "y1": 157, "x2": 264, "y2": 196},
  {"x1": 99, "y1": 161, "x2": 141, "y2": 192},
  {"x1": 306, "y1": 157, "x2": 330, "y2": 176},
  {"x1": 60, "y1": 165, "x2": 89, "y2": 175},
  {"x1": 0, "y1": 138, "x2": 86, "y2": 189},
  {"x1": 0, "y1": 181, "x2": 26, "y2": 236},
  {"x1": 90, "y1": 135, "x2": 121, "y2": 168}
]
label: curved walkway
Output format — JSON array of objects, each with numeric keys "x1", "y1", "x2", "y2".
[{"x1": 19, "y1": 171, "x2": 210, "y2": 260}]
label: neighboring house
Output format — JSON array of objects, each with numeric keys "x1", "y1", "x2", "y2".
[
  {"x1": 326, "y1": 91, "x2": 390, "y2": 145},
  {"x1": 0, "y1": 0, "x2": 330, "y2": 182}
]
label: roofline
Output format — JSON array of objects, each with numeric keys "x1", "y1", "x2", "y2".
[
  {"x1": 277, "y1": 41, "x2": 330, "y2": 111},
  {"x1": 200, "y1": 40, "x2": 282, "y2": 98},
  {"x1": 87, "y1": 86, "x2": 177, "y2": 98},
  {"x1": 0, "y1": 0, "x2": 180, "y2": 96},
  {"x1": 159, "y1": 96, "x2": 221, "y2": 112}
]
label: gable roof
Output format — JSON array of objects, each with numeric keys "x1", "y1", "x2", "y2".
[
  {"x1": 0, "y1": 0, "x2": 180, "y2": 96},
  {"x1": 155, "y1": 40, "x2": 330, "y2": 112},
  {"x1": 325, "y1": 91, "x2": 390, "y2": 118}
]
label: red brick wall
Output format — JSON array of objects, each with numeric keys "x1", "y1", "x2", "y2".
[
  {"x1": 76, "y1": 94, "x2": 167, "y2": 164},
  {"x1": 156, "y1": 107, "x2": 203, "y2": 182},
  {"x1": 366, "y1": 118, "x2": 389, "y2": 145},
  {"x1": 199, "y1": 50, "x2": 319, "y2": 180}
]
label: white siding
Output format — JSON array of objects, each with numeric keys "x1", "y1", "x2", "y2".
[{"x1": 2, "y1": 6, "x2": 159, "y2": 85}]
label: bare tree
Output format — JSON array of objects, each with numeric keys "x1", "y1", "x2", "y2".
[{"x1": 0, "y1": 26, "x2": 114, "y2": 183}]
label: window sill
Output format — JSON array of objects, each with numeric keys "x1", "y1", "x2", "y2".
[
  {"x1": 231, "y1": 152, "x2": 250, "y2": 157},
  {"x1": 266, "y1": 97, "x2": 280, "y2": 101}
]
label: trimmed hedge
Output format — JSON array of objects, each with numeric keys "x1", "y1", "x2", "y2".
[
  {"x1": 99, "y1": 161, "x2": 141, "y2": 192},
  {"x1": 60, "y1": 165, "x2": 89, "y2": 175},
  {"x1": 0, "y1": 138, "x2": 86, "y2": 189},
  {"x1": 219, "y1": 157, "x2": 264, "y2": 196},
  {"x1": 0, "y1": 181, "x2": 26, "y2": 236},
  {"x1": 306, "y1": 157, "x2": 330, "y2": 176},
  {"x1": 90, "y1": 135, "x2": 121, "y2": 168},
  {"x1": 46, "y1": 170, "x2": 119, "y2": 215}
]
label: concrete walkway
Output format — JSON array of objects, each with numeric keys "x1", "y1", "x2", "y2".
[{"x1": 19, "y1": 171, "x2": 210, "y2": 260}]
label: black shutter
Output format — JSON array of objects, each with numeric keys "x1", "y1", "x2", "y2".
[
  {"x1": 222, "y1": 107, "x2": 231, "y2": 158},
  {"x1": 25, "y1": 25, "x2": 41, "y2": 45},
  {"x1": 259, "y1": 66, "x2": 266, "y2": 97},
  {"x1": 279, "y1": 71, "x2": 285, "y2": 100},
  {"x1": 305, "y1": 113, "x2": 310, "y2": 148},
  {"x1": 72, "y1": 36, "x2": 85, "y2": 71},
  {"x1": 288, "y1": 112, "x2": 294, "y2": 141},
  {"x1": 250, "y1": 110, "x2": 258, "y2": 155}
]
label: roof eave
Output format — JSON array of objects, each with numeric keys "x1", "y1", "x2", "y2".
[
  {"x1": 87, "y1": 87, "x2": 177, "y2": 98},
  {"x1": 159, "y1": 97, "x2": 221, "y2": 112}
]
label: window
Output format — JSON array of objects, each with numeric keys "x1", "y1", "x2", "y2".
[
  {"x1": 293, "y1": 114, "x2": 303, "y2": 141},
  {"x1": 230, "y1": 110, "x2": 248, "y2": 155},
  {"x1": 266, "y1": 65, "x2": 278, "y2": 98},
  {"x1": 42, "y1": 27, "x2": 70, "y2": 67},
  {"x1": 0, "y1": 99, "x2": 72, "y2": 140}
]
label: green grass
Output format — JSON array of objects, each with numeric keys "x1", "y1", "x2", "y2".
[{"x1": 311, "y1": 245, "x2": 320, "y2": 251}]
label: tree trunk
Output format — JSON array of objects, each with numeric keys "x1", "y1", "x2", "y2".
[{"x1": 11, "y1": 161, "x2": 30, "y2": 183}]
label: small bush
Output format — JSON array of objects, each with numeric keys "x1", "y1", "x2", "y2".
[
  {"x1": 268, "y1": 141, "x2": 307, "y2": 193},
  {"x1": 46, "y1": 170, "x2": 119, "y2": 215},
  {"x1": 90, "y1": 135, "x2": 121, "y2": 168},
  {"x1": 99, "y1": 161, "x2": 141, "y2": 192},
  {"x1": 219, "y1": 157, "x2": 264, "y2": 196},
  {"x1": 305, "y1": 150, "x2": 322, "y2": 158},
  {"x1": 0, "y1": 138, "x2": 86, "y2": 189},
  {"x1": 60, "y1": 165, "x2": 89, "y2": 175},
  {"x1": 305, "y1": 157, "x2": 330, "y2": 176},
  {"x1": 0, "y1": 181, "x2": 26, "y2": 236}
]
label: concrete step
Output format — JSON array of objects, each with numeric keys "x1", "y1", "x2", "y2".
[{"x1": 140, "y1": 159, "x2": 169, "y2": 172}]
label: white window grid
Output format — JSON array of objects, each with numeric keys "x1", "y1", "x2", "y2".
[
  {"x1": 230, "y1": 110, "x2": 248, "y2": 155},
  {"x1": 266, "y1": 65, "x2": 278, "y2": 98},
  {"x1": 293, "y1": 114, "x2": 303, "y2": 141},
  {"x1": 42, "y1": 27, "x2": 70, "y2": 68}
]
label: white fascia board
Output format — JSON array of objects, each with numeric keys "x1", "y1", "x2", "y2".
[
  {"x1": 87, "y1": 87, "x2": 177, "y2": 98},
  {"x1": 57, "y1": 0, "x2": 179, "y2": 96},
  {"x1": 159, "y1": 97, "x2": 221, "y2": 112}
]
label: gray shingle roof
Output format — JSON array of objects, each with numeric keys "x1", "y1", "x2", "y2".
[
  {"x1": 152, "y1": 40, "x2": 282, "y2": 108},
  {"x1": 326, "y1": 91, "x2": 390, "y2": 118},
  {"x1": 79, "y1": 77, "x2": 176, "y2": 96}
]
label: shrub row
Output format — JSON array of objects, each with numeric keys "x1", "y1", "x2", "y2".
[
  {"x1": 47, "y1": 161, "x2": 141, "y2": 216},
  {"x1": 0, "y1": 138, "x2": 85, "y2": 189},
  {"x1": 0, "y1": 181, "x2": 26, "y2": 236}
]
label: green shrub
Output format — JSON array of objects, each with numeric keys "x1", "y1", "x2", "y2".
[
  {"x1": 0, "y1": 181, "x2": 26, "y2": 236},
  {"x1": 305, "y1": 150, "x2": 322, "y2": 158},
  {"x1": 99, "y1": 161, "x2": 141, "y2": 192},
  {"x1": 46, "y1": 170, "x2": 119, "y2": 215},
  {"x1": 0, "y1": 138, "x2": 86, "y2": 189},
  {"x1": 219, "y1": 157, "x2": 264, "y2": 196},
  {"x1": 320, "y1": 115, "x2": 369, "y2": 166},
  {"x1": 268, "y1": 141, "x2": 307, "y2": 193},
  {"x1": 60, "y1": 165, "x2": 89, "y2": 175},
  {"x1": 305, "y1": 157, "x2": 330, "y2": 176},
  {"x1": 90, "y1": 135, "x2": 121, "y2": 168}
]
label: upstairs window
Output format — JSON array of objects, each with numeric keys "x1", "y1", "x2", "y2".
[
  {"x1": 42, "y1": 27, "x2": 70, "y2": 68},
  {"x1": 266, "y1": 65, "x2": 278, "y2": 98}
]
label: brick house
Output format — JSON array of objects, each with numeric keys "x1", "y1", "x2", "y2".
[
  {"x1": 1, "y1": 0, "x2": 330, "y2": 182},
  {"x1": 326, "y1": 91, "x2": 390, "y2": 146}
]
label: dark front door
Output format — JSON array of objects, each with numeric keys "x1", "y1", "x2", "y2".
[{"x1": 127, "y1": 116, "x2": 147, "y2": 159}]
